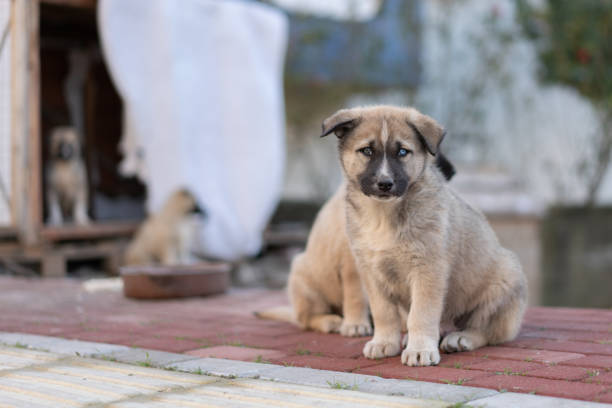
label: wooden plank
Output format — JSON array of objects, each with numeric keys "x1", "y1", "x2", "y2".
[
  {"x1": 11, "y1": 0, "x2": 41, "y2": 246},
  {"x1": 2, "y1": 239, "x2": 126, "y2": 277},
  {"x1": 27, "y1": 0, "x2": 42, "y2": 246},
  {"x1": 10, "y1": 0, "x2": 25, "y2": 231},
  {"x1": 40, "y1": 221, "x2": 139, "y2": 242},
  {"x1": 40, "y1": 0, "x2": 96, "y2": 9},
  {"x1": 0, "y1": 226, "x2": 17, "y2": 240},
  {"x1": 41, "y1": 252, "x2": 65, "y2": 277}
]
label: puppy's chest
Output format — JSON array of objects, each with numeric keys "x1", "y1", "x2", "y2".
[
  {"x1": 347, "y1": 203, "x2": 394, "y2": 247},
  {"x1": 347, "y1": 202, "x2": 429, "y2": 296},
  {"x1": 347, "y1": 205, "x2": 423, "y2": 256},
  {"x1": 51, "y1": 162, "x2": 84, "y2": 190}
]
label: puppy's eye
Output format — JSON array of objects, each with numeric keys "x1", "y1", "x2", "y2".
[
  {"x1": 398, "y1": 148, "x2": 412, "y2": 157},
  {"x1": 359, "y1": 147, "x2": 373, "y2": 157}
]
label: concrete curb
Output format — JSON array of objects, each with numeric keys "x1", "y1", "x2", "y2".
[{"x1": 0, "y1": 332, "x2": 609, "y2": 407}]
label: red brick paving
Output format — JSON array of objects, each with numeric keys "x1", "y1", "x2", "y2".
[
  {"x1": 355, "y1": 364, "x2": 491, "y2": 383},
  {"x1": 464, "y1": 345, "x2": 585, "y2": 364},
  {"x1": 589, "y1": 371, "x2": 612, "y2": 385},
  {"x1": 596, "y1": 391, "x2": 612, "y2": 404},
  {"x1": 462, "y1": 358, "x2": 543, "y2": 374},
  {"x1": 1, "y1": 276, "x2": 611, "y2": 403},
  {"x1": 560, "y1": 355, "x2": 612, "y2": 370},
  {"x1": 526, "y1": 365, "x2": 593, "y2": 381},
  {"x1": 467, "y1": 374, "x2": 610, "y2": 399}
]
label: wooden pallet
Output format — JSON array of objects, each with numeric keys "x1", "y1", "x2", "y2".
[
  {"x1": 1, "y1": 240, "x2": 126, "y2": 277},
  {"x1": 0, "y1": 222, "x2": 138, "y2": 277}
]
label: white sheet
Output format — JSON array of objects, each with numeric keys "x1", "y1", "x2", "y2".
[{"x1": 98, "y1": 0, "x2": 288, "y2": 260}]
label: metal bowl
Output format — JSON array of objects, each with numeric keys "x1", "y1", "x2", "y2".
[{"x1": 120, "y1": 262, "x2": 231, "y2": 299}]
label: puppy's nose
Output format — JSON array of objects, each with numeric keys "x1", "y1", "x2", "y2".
[{"x1": 377, "y1": 179, "x2": 394, "y2": 192}]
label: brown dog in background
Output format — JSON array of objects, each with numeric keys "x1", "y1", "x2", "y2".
[
  {"x1": 46, "y1": 126, "x2": 90, "y2": 225},
  {"x1": 255, "y1": 151, "x2": 455, "y2": 337},
  {"x1": 322, "y1": 105, "x2": 526, "y2": 366},
  {"x1": 124, "y1": 189, "x2": 205, "y2": 266}
]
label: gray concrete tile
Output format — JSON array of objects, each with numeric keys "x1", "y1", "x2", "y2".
[
  {"x1": 107, "y1": 348, "x2": 197, "y2": 367},
  {"x1": 168, "y1": 357, "x2": 276, "y2": 378},
  {"x1": 0, "y1": 332, "x2": 130, "y2": 357}
]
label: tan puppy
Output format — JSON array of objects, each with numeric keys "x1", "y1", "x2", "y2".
[
  {"x1": 46, "y1": 126, "x2": 90, "y2": 225},
  {"x1": 321, "y1": 105, "x2": 527, "y2": 366},
  {"x1": 257, "y1": 185, "x2": 372, "y2": 336},
  {"x1": 256, "y1": 154, "x2": 455, "y2": 337},
  {"x1": 125, "y1": 189, "x2": 205, "y2": 266}
]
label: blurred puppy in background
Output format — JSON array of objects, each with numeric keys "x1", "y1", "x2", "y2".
[
  {"x1": 46, "y1": 126, "x2": 90, "y2": 225},
  {"x1": 125, "y1": 189, "x2": 205, "y2": 266}
]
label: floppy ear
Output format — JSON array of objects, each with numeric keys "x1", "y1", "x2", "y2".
[
  {"x1": 407, "y1": 113, "x2": 446, "y2": 155},
  {"x1": 320, "y1": 109, "x2": 361, "y2": 139},
  {"x1": 435, "y1": 152, "x2": 456, "y2": 181}
]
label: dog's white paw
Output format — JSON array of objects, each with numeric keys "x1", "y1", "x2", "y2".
[
  {"x1": 401, "y1": 346, "x2": 440, "y2": 366},
  {"x1": 76, "y1": 218, "x2": 90, "y2": 226},
  {"x1": 440, "y1": 331, "x2": 478, "y2": 353},
  {"x1": 363, "y1": 339, "x2": 401, "y2": 359},
  {"x1": 340, "y1": 320, "x2": 372, "y2": 337}
]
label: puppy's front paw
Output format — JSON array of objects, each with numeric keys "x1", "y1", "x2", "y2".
[
  {"x1": 75, "y1": 215, "x2": 90, "y2": 226},
  {"x1": 401, "y1": 346, "x2": 440, "y2": 366},
  {"x1": 340, "y1": 320, "x2": 372, "y2": 337},
  {"x1": 363, "y1": 339, "x2": 401, "y2": 359}
]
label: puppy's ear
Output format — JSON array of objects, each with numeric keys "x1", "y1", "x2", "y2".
[
  {"x1": 320, "y1": 109, "x2": 361, "y2": 139},
  {"x1": 407, "y1": 113, "x2": 445, "y2": 155},
  {"x1": 435, "y1": 152, "x2": 456, "y2": 181}
]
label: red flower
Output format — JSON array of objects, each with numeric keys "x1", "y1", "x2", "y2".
[{"x1": 576, "y1": 48, "x2": 591, "y2": 64}]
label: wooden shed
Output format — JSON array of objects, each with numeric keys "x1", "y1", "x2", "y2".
[{"x1": 1, "y1": 0, "x2": 146, "y2": 276}]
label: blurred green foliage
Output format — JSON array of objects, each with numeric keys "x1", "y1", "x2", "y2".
[
  {"x1": 517, "y1": 0, "x2": 612, "y2": 203},
  {"x1": 518, "y1": 0, "x2": 612, "y2": 107}
]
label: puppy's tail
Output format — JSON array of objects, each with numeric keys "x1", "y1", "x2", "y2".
[{"x1": 254, "y1": 306, "x2": 295, "y2": 324}]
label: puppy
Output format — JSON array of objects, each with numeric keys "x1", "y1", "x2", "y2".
[
  {"x1": 46, "y1": 126, "x2": 90, "y2": 225},
  {"x1": 124, "y1": 189, "x2": 205, "y2": 266},
  {"x1": 255, "y1": 153, "x2": 455, "y2": 337},
  {"x1": 321, "y1": 105, "x2": 527, "y2": 366}
]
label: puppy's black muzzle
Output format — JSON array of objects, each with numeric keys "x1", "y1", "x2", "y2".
[
  {"x1": 360, "y1": 176, "x2": 406, "y2": 199},
  {"x1": 191, "y1": 202, "x2": 207, "y2": 218},
  {"x1": 377, "y1": 178, "x2": 394, "y2": 192},
  {"x1": 56, "y1": 142, "x2": 74, "y2": 161}
]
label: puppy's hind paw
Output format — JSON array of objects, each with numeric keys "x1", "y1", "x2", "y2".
[
  {"x1": 440, "y1": 331, "x2": 485, "y2": 353},
  {"x1": 340, "y1": 321, "x2": 372, "y2": 337},
  {"x1": 314, "y1": 315, "x2": 343, "y2": 333},
  {"x1": 363, "y1": 339, "x2": 401, "y2": 359}
]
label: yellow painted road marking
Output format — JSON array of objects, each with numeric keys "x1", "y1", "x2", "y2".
[
  {"x1": 123, "y1": 396, "x2": 225, "y2": 408},
  {"x1": 0, "y1": 348, "x2": 57, "y2": 362},
  {"x1": 0, "y1": 383, "x2": 79, "y2": 406},
  {"x1": 152, "y1": 396, "x2": 226, "y2": 408},
  {"x1": 190, "y1": 387, "x2": 314, "y2": 408},
  {"x1": 6, "y1": 372, "x2": 125, "y2": 398},
  {"x1": 229, "y1": 381, "x2": 438, "y2": 408},
  {"x1": 74, "y1": 361, "x2": 213, "y2": 385},
  {"x1": 42, "y1": 366, "x2": 172, "y2": 392}
]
